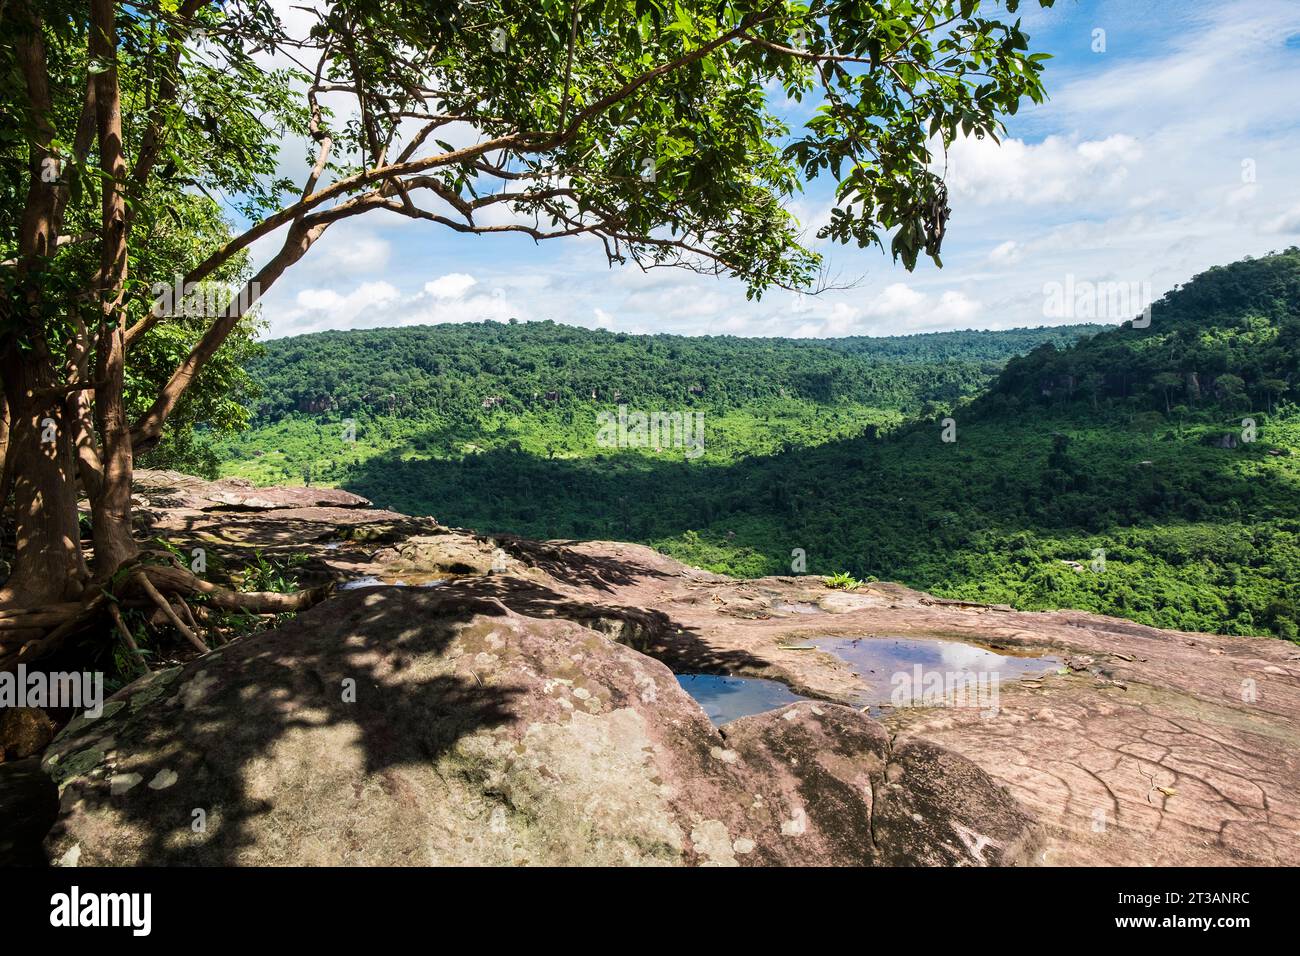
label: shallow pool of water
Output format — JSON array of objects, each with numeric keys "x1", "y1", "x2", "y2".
[
  {"x1": 338, "y1": 573, "x2": 450, "y2": 590},
  {"x1": 815, "y1": 635, "x2": 1060, "y2": 710},
  {"x1": 676, "y1": 673, "x2": 810, "y2": 726}
]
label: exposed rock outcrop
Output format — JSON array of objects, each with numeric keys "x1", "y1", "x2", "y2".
[
  {"x1": 719, "y1": 704, "x2": 1035, "y2": 865},
  {"x1": 41, "y1": 589, "x2": 1033, "y2": 866},
  {"x1": 133, "y1": 469, "x2": 377, "y2": 512},
  {"x1": 22, "y1": 472, "x2": 1300, "y2": 866}
]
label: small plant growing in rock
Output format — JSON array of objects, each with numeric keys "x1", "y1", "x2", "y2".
[
  {"x1": 213, "y1": 552, "x2": 313, "y2": 637},
  {"x1": 824, "y1": 572, "x2": 863, "y2": 591},
  {"x1": 238, "y1": 551, "x2": 307, "y2": 594}
]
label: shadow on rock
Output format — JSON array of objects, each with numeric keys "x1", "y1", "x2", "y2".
[
  {"x1": 42, "y1": 589, "x2": 521, "y2": 865},
  {"x1": 440, "y1": 573, "x2": 768, "y2": 676},
  {"x1": 40, "y1": 587, "x2": 1040, "y2": 867}
]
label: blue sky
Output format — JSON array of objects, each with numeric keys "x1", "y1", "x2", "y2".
[{"x1": 249, "y1": 0, "x2": 1300, "y2": 341}]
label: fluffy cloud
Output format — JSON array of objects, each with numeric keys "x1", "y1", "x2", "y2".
[
  {"x1": 424, "y1": 273, "x2": 478, "y2": 299},
  {"x1": 868, "y1": 286, "x2": 980, "y2": 332},
  {"x1": 271, "y1": 273, "x2": 525, "y2": 336},
  {"x1": 785, "y1": 284, "x2": 981, "y2": 337},
  {"x1": 289, "y1": 282, "x2": 400, "y2": 327},
  {"x1": 988, "y1": 240, "x2": 1024, "y2": 265},
  {"x1": 944, "y1": 133, "x2": 1143, "y2": 206},
  {"x1": 1265, "y1": 204, "x2": 1300, "y2": 235},
  {"x1": 332, "y1": 235, "x2": 391, "y2": 273}
]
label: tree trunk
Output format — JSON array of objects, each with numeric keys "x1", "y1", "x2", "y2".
[
  {"x1": 0, "y1": 345, "x2": 88, "y2": 606},
  {"x1": 89, "y1": 325, "x2": 135, "y2": 573},
  {"x1": 0, "y1": 4, "x2": 89, "y2": 606},
  {"x1": 0, "y1": 391, "x2": 13, "y2": 514},
  {"x1": 87, "y1": 0, "x2": 137, "y2": 574}
]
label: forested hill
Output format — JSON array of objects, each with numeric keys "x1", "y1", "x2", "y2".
[
  {"x1": 214, "y1": 250, "x2": 1300, "y2": 640},
  {"x1": 987, "y1": 249, "x2": 1300, "y2": 414},
  {"x1": 244, "y1": 321, "x2": 1104, "y2": 422}
]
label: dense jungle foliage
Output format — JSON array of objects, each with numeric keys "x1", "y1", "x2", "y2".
[{"x1": 213, "y1": 251, "x2": 1300, "y2": 640}]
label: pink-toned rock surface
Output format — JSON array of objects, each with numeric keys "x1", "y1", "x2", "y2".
[
  {"x1": 41, "y1": 589, "x2": 1032, "y2": 866},
  {"x1": 134, "y1": 470, "x2": 416, "y2": 566},
  {"x1": 134, "y1": 469, "x2": 376, "y2": 512},
  {"x1": 720, "y1": 702, "x2": 1036, "y2": 865},
  {"x1": 83, "y1": 472, "x2": 1299, "y2": 866},
  {"x1": 491, "y1": 539, "x2": 1300, "y2": 866}
]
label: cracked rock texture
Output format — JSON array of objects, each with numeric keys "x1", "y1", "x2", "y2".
[
  {"x1": 42, "y1": 589, "x2": 1032, "y2": 866},
  {"x1": 37, "y1": 473, "x2": 1300, "y2": 866}
]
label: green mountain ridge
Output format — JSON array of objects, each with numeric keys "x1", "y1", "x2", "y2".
[
  {"x1": 243, "y1": 321, "x2": 1107, "y2": 420},
  {"x1": 214, "y1": 250, "x2": 1300, "y2": 640}
]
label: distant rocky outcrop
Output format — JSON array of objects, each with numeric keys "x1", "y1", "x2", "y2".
[
  {"x1": 132, "y1": 469, "x2": 379, "y2": 513},
  {"x1": 1203, "y1": 432, "x2": 1240, "y2": 449}
]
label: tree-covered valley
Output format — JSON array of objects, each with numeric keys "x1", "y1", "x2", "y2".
[
  {"x1": 10, "y1": 0, "x2": 1300, "y2": 884},
  {"x1": 210, "y1": 251, "x2": 1300, "y2": 642}
]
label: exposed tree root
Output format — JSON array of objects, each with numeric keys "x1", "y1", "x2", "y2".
[
  {"x1": 134, "y1": 571, "x2": 209, "y2": 655},
  {"x1": 0, "y1": 604, "x2": 88, "y2": 630},
  {"x1": 0, "y1": 560, "x2": 330, "y2": 671},
  {"x1": 107, "y1": 599, "x2": 150, "y2": 674}
]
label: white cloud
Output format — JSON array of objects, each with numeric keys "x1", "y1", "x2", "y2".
[
  {"x1": 988, "y1": 240, "x2": 1023, "y2": 265},
  {"x1": 407, "y1": 287, "x2": 519, "y2": 325},
  {"x1": 294, "y1": 289, "x2": 343, "y2": 311},
  {"x1": 944, "y1": 133, "x2": 1142, "y2": 206},
  {"x1": 865, "y1": 286, "x2": 979, "y2": 332},
  {"x1": 785, "y1": 284, "x2": 981, "y2": 337},
  {"x1": 424, "y1": 273, "x2": 478, "y2": 299},
  {"x1": 270, "y1": 274, "x2": 529, "y2": 336},
  {"x1": 1265, "y1": 203, "x2": 1300, "y2": 235},
  {"x1": 283, "y1": 281, "x2": 401, "y2": 333},
  {"x1": 332, "y1": 235, "x2": 391, "y2": 273}
]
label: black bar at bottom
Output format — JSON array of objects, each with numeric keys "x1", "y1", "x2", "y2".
[{"x1": 2, "y1": 865, "x2": 1278, "y2": 942}]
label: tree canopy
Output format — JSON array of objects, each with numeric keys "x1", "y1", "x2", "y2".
[
  {"x1": 0, "y1": 0, "x2": 1055, "y2": 666},
  {"x1": 216, "y1": 252, "x2": 1300, "y2": 642}
]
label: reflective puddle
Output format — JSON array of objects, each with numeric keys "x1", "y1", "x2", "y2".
[
  {"x1": 815, "y1": 635, "x2": 1060, "y2": 712},
  {"x1": 338, "y1": 573, "x2": 451, "y2": 590},
  {"x1": 676, "y1": 674, "x2": 810, "y2": 726},
  {"x1": 676, "y1": 637, "x2": 1059, "y2": 724}
]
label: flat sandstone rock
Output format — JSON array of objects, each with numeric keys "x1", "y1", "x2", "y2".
[
  {"x1": 42, "y1": 589, "x2": 1033, "y2": 866},
  {"x1": 41, "y1": 470, "x2": 1296, "y2": 866}
]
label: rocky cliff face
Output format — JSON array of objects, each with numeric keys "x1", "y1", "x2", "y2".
[{"x1": 24, "y1": 472, "x2": 1300, "y2": 866}]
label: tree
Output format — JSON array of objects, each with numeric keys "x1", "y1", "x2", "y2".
[
  {"x1": 0, "y1": 0, "x2": 1052, "y2": 665},
  {"x1": 1259, "y1": 377, "x2": 1288, "y2": 414},
  {"x1": 1214, "y1": 374, "x2": 1247, "y2": 410},
  {"x1": 1080, "y1": 370, "x2": 1105, "y2": 410},
  {"x1": 1151, "y1": 372, "x2": 1182, "y2": 414}
]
